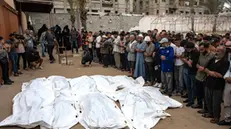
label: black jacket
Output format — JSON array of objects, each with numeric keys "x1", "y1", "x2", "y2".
[{"x1": 205, "y1": 57, "x2": 230, "y2": 90}]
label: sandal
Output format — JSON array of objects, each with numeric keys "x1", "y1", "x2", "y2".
[
  {"x1": 210, "y1": 118, "x2": 219, "y2": 124},
  {"x1": 202, "y1": 113, "x2": 213, "y2": 118}
]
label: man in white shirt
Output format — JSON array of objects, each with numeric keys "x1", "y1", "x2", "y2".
[
  {"x1": 174, "y1": 38, "x2": 185, "y2": 96},
  {"x1": 113, "y1": 32, "x2": 121, "y2": 69},
  {"x1": 95, "y1": 32, "x2": 102, "y2": 63}
]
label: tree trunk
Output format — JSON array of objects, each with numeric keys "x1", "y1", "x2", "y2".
[
  {"x1": 81, "y1": 19, "x2": 86, "y2": 29},
  {"x1": 191, "y1": 15, "x2": 194, "y2": 32},
  {"x1": 76, "y1": 8, "x2": 82, "y2": 30},
  {"x1": 212, "y1": 14, "x2": 218, "y2": 33}
]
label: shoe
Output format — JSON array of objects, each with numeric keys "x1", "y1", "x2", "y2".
[
  {"x1": 181, "y1": 94, "x2": 188, "y2": 98},
  {"x1": 4, "y1": 81, "x2": 12, "y2": 85},
  {"x1": 161, "y1": 91, "x2": 167, "y2": 94},
  {"x1": 14, "y1": 73, "x2": 19, "y2": 77},
  {"x1": 198, "y1": 109, "x2": 208, "y2": 114},
  {"x1": 38, "y1": 66, "x2": 43, "y2": 69},
  {"x1": 217, "y1": 120, "x2": 231, "y2": 126},
  {"x1": 7, "y1": 79, "x2": 14, "y2": 83},
  {"x1": 17, "y1": 72, "x2": 23, "y2": 74},
  {"x1": 153, "y1": 83, "x2": 159, "y2": 87},
  {"x1": 176, "y1": 93, "x2": 181, "y2": 96},
  {"x1": 183, "y1": 99, "x2": 189, "y2": 103},
  {"x1": 157, "y1": 83, "x2": 162, "y2": 88},
  {"x1": 191, "y1": 104, "x2": 203, "y2": 109},
  {"x1": 210, "y1": 118, "x2": 219, "y2": 124},
  {"x1": 180, "y1": 92, "x2": 184, "y2": 96},
  {"x1": 186, "y1": 103, "x2": 194, "y2": 107}
]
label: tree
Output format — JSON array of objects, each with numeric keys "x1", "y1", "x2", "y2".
[
  {"x1": 189, "y1": 0, "x2": 195, "y2": 32},
  {"x1": 67, "y1": 0, "x2": 78, "y2": 26},
  {"x1": 204, "y1": 0, "x2": 231, "y2": 32},
  {"x1": 67, "y1": 0, "x2": 87, "y2": 29},
  {"x1": 78, "y1": 0, "x2": 87, "y2": 29}
]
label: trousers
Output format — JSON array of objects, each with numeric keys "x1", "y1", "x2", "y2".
[
  {"x1": 161, "y1": 72, "x2": 173, "y2": 95},
  {"x1": 47, "y1": 45, "x2": 55, "y2": 61},
  {"x1": 145, "y1": 62, "x2": 154, "y2": 83},
  {"x1": 17, "y1": 53, "x2": 26, "y2": 69},
  {"x1": 223, "y1": 83, "x2": 231, "y2": 122},
  {"x1": 9, "y1": 53, "x2": 18, "y2": 74},
  {"x1": 195, "y1": 79, "x2": 205, "y2": 106},
  {"x1": 0, "y1": 59, "x2": 9, "y2": 82},
  {"x1": 114, "y1": 52, "x2": 121, "y2": 68},
  {"x1": 205, "y1": 87, "x2": 223, "y2": 119},
  {"x1": 102, "y1": 54, "x2": 109, "y2": 67},
  {"x1": 174, "y1": 65, "x2": 184, "y2": 93}
]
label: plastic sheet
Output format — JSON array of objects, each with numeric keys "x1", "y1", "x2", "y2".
[
  {"x1": 78, "y1": 93, "x2": 127, "y2": 129},
  {"x1": 0, "y1": 75, "x2": 182, "y2": 129}
]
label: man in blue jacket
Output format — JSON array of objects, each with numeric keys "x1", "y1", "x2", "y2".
[{"x1": 159, "y1": 38, "x2": 174, "y2": 96}]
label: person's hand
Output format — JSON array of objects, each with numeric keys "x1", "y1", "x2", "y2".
[
  {"x1": 144, "y1": 52, "x2": 148, "y2": 56},
  {"x1": 176, "y1": 55, "x2": 181, "y2": 59},
  {"x1": 187, "y1": 61, "x2": 192, "y2": 67},
  {"x1": 161, "y1": 55, "x2": 166, "y2": 60},
  {"x1": 225, "y1": 77, "x2": 231, "y2": 84},
  {"x1": 198, "y1": 66, "x2": 205, "y2": 72},
  {"x1": 152, "y1": 52, "x2": 156, "y2": 57},
  {"x1": 208, "y1": 71, "x2": 216, "y2": 77}
]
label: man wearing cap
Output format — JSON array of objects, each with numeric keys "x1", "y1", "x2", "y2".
[
  {"x1": 144, "y1": 36, "x2": 155, "y2": 85},
  {"x1": 134, "y1": 34, "x2": 147, "y2": 79},
  {"x1": 113, "y1": 31, "x2": 121, "y2": 69},
  {"x1": 100, "y1": 34, "x2": 112, "y2": 68},
  {"x1": 159, "y1": 38, "x2": 174, "y2": 96}
]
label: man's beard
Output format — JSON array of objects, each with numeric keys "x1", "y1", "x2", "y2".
[{"x1": 215, "y1": 54, "x2": 224, "y2": 60}]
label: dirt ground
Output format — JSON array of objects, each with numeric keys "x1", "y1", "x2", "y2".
[{"x1": 0, "y1": 54, "x2": 229, "y2": 129}]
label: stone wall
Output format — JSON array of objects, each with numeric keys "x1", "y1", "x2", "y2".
[{"x1": 28, "y1": 12, "x2": 143, "y2": 32}]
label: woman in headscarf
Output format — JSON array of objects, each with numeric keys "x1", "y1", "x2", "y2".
[{"x1": 62, "y1": 25, "x2": 71, "y2": 50}]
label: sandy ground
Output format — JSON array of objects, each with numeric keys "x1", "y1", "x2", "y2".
[{"x1": 0, "y1": 53, "x2": 229, "y2": 129}]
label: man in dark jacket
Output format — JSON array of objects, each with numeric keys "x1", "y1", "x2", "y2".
[
  {"x1": 203, "y1": 45, "x2": 229, "y2": 124},
  {"x1": 45, "y1": 28, "x2": 56, "y2": 63},
  {"x1": 0, "y1": 37, "x2": 14, "y2": 85},
  {"x1": 159, "y1": 38, "x2": 174, "y2": 97},
  {"x1": 182, "y1": 42, "x2": 200, "y2": 107}
]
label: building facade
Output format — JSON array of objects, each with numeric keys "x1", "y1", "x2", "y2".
[
  {"x1": 53, "y1": 0, "x2": 133, "y2": 15},
  {"x1": 133, "y1": 0, "x2": 209, "y2": 15}
]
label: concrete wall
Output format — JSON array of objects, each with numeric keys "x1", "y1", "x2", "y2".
[{"x1": 28, "y1": 12, "x2": 143, "y2": 32}]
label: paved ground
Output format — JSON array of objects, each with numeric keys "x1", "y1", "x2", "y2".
[{"x1": 0, "y1": 53, "x2": 229, "y2": 129}]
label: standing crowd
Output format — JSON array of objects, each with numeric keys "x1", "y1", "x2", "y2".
[
  {"x1": 81, "y1": 29, "x2": 231, "y2": 127},
  {"x1": 1, "y1": 22, "x2": 231, "y2": 127}
]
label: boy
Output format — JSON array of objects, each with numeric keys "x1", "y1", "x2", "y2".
[{"x1": 159, "y1": 38, "x2": 174, "y2": 97}]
